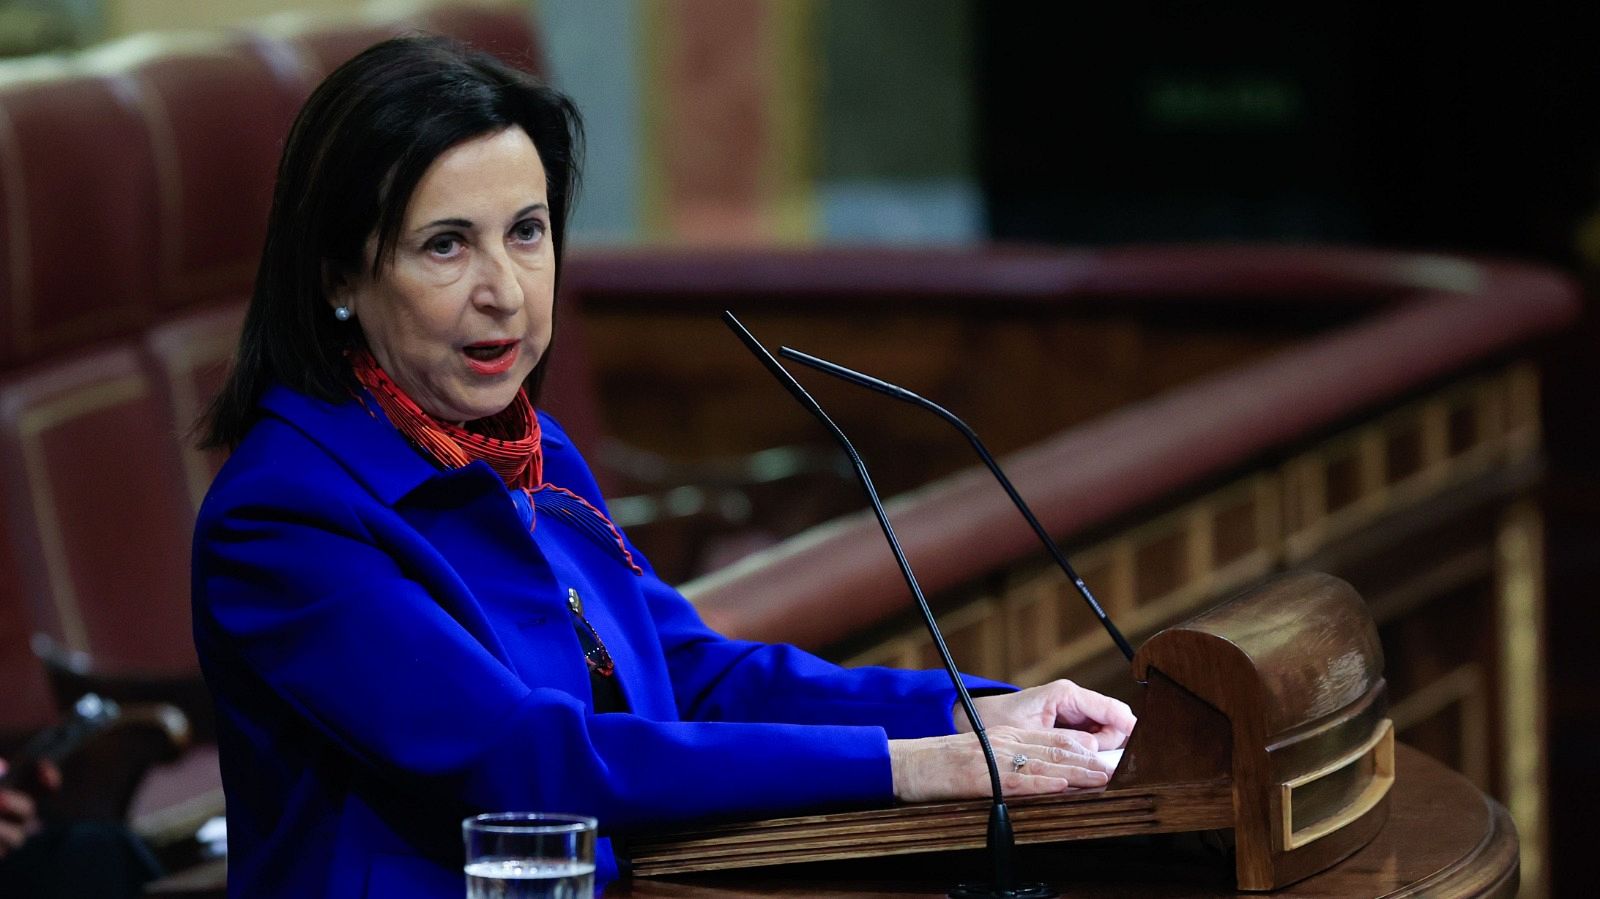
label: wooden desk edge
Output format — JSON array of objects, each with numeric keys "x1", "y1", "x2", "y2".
[{"x1": 1383, "y1": 794, "x2": 1519, "y2": 899}]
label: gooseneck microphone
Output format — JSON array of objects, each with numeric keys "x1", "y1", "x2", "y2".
[
  {"x1": 778, "y1": 346, "x2": 1135, "y2": 663},
  {"x1": 722, "y1": 312, "x2": 1054, "y2": 899}
]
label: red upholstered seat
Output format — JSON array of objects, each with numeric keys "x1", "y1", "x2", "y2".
[
  {"x1": 0, "y1": 507, "x2": 56, "y2": 743},
  {"x1": 274, "y1": 17, "x2": 413, "y2": 80},
  {"x1": 419, "y1": 3, "x2": 545, "y2": 72},
  {"x1": 144, "y1": 302, "x2": 246, "y2": 509},
  {"x1": 0, "y1": 69, "x2": 160, "y2": 368},
  {"x1": 264, "y1": 3, "x2": 545, "y2": 82},
  {"x1": 0, "y1": 344, "x2": 196, "y2": 677},
  {"x1": 111, "y1": 37, "x2": 306, "y2": 313}
]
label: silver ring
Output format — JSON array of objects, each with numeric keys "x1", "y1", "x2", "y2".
[{"x1": 1010, "y1": 753, "x2": 1029, "y2": 774}]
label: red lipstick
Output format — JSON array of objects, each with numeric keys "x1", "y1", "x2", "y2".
[{"x1": 462, "y1": 339, "x2": 520, "y2": 375}]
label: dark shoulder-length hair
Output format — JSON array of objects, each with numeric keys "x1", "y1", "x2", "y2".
[{"x1": 201, "y1": 35, "x2": 583, "y2": 449}]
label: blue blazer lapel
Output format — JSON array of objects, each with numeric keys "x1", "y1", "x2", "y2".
[
  {"x1": 396, "y1": 463, "x2": 577, "y2": 690},
  {"x1": 258, "y1": 386, "x2": 578, "y2": 690}
]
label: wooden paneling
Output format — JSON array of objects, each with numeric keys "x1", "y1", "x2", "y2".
[
  {"x1": 830, "y1": 361, "x2": 1549, "y2": 896},
  {"x1": 584, "y1": 306, "x2": 1302, "y2": 502}
]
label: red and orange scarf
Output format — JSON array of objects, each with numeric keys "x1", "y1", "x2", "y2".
[
  {"x1": 350, "y1": 350, "x2": 543, "y2": 491},
  {"x1": 349, "y1": 350, "x2": 641, "y2": 574}
]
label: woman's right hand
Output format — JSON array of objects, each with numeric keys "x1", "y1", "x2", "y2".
[{"x1": 888, "y1": 727, "x2": 1111, "y2": 803}]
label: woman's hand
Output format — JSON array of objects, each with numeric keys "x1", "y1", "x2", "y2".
[
  {"x1": 0, "y1": 757, "x2": 59, "y2": 859},
  {"x1": 954, "y1": 680, "x2": 1137, "y2": 751},
  {"x1": 889, "y1": 726, "x2": 1111, "y2": 803},
  {"x1": 0, "y1": 759, "x2": 44, "y2": 859}
]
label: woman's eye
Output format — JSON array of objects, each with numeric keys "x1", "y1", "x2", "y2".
[
  {"x1": 511, "y1": 219, "x2": 546, "y2": 244},
  {"x1": 425, "y1": 235, "x2": 462, "y2": 257}
]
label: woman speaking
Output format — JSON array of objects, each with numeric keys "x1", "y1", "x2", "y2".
[{"x1": 193, "y1": 37, "x2": 1135, "y2": 897}]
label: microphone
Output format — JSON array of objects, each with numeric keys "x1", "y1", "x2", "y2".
[
  {"x1": 722, "y1": 311, "x2": 1054, "y2": 899},
  {"x1": 778, "y1": 346, "x2": 1135, "y2": 662}
]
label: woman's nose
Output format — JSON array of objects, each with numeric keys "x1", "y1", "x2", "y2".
[{"x1": 471, "y1": 247, "x2": 524, "y2": 313}]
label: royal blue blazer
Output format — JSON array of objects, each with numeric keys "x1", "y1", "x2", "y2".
[{"x1": 192, "y1": 384, "x2": 1008, "y2": 898}]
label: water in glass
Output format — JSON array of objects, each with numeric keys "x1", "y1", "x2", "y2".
[{"x1": 465, "y1": 857, "x2": 595, "y2": 899}]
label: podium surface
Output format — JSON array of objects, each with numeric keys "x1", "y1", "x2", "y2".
[{"x1": 610, "y1": 745, "x2": 1517, "y2": 898}]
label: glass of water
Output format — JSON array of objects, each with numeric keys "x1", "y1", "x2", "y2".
[{"x1": 463, "y1": 812, "x2": 597, "y2": 899}]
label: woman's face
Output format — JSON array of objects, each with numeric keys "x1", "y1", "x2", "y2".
[{"x1": 338, "y1": 127, "x2": 554, "y2": 424}]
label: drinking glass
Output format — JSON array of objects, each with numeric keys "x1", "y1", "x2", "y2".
[{"x1": 463, "y1": 812, "x2": 597, "y2": 899}]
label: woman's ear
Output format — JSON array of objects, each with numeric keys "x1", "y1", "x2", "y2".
[{"x1": 324, "y1": 265, "x2": 357, "y2": 322}]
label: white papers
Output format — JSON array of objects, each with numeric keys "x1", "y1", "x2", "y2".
[{"x1": 1097, "y1": 747, "x2": 1124, "y2": 774}]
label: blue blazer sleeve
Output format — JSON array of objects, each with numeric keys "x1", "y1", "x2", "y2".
[{"x1": 535, "y1": 414, "x2": 1014, "y2": 740}]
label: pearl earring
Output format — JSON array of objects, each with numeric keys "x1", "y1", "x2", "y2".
[{"x1": 334, "y1": 305, "x2": 352, "y2": 322}]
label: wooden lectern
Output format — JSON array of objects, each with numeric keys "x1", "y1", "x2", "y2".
[{"x1": 631, "y1": 571, "x2": 1398, "y2": 892}]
